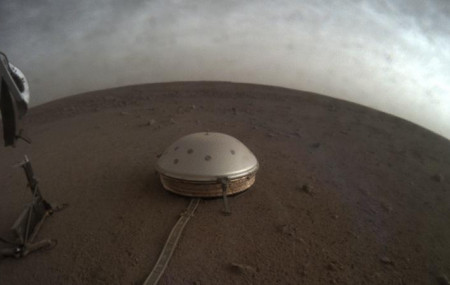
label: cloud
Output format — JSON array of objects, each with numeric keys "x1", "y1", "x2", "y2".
[{"x1": 1, "y1": 0, "x2": 449, "y2": 138}]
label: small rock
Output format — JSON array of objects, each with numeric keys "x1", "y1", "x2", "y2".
[
  {"x1": 350, "y1": 232, "x2": 359, "y2": 239},
  {"x1": 437, "y1": 274, "x2": 450, "y2": 285},
  {"x1": 326, "y1": 263, "x2": 336, "y2": 271},
  {"x1": 432, "y1": 174, "x2": 444, "y2": 182},
  {"x1": 380, "y1": 256, "x2": 394, "y2": 265},
  {"x1": 267, "y1": 133, "x2": 275, "y2": 138},
  {"x1": 170, "y1": 118, "x2": 176, "y2": 124},
  {"x1": 126, "y1": 249, "x2": 133, "y2": 257},
  {"x1": 148, "y1": 119, "x2": 156, "y2": 126},
  {"x1": 278, "y1": 224, "x2": 295, "y2": 236},
  {"x1": 231, "y1": 107, "x2": 237, "y2": 115},
  {"x1": 191, "y1": 104, "x2": 197, "y2": 110},
  {"x1": 295, "y1": 237, "x2": 306, "y2": 245},
  {"x1": 230, "y1": 263, "x2": 256, "y2": 275},
  {"x1": 381, "y1": 202, "x2": 393, "y2": 213},
  {"x1": 298, "y1": 184, "x2": 313, "y2": 195},
  {"x1": 311, "y1": 142, "x2": 321, "y2": 148},
  {"x1": 120, "y1": 111, "x2": 129, "y2": 116}
]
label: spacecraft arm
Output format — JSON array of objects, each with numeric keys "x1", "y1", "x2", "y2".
[
  {"x1": 0, "y1": 78, "x2": 17, "y2": 146},
  {"x1": 0, "y1": 52, "x2": 30, "y2": 146},
  {"x1": 0, "y1": 52, "x2": 26, "y2": 109}
]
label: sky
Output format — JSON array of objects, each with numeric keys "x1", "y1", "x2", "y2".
[{"x1": 1, "y1": 0, "x2": 449, "y2": 139}]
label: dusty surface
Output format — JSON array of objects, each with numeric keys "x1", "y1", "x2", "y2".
[{"x1": 0, "y1": 82, "x2": 449, "y2": 284}]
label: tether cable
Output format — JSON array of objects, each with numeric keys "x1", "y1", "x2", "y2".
[{"x1": 143, "y1": 198, "x2": 200, "y2": 285}]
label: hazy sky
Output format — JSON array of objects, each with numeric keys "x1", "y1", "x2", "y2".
[{"x1": 1, "y1": 0, "x2": 449, "y2": 138}]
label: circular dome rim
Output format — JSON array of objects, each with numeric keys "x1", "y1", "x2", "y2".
[{"x1": 156, "y1": 162, "x2": 259, "y2": 181}]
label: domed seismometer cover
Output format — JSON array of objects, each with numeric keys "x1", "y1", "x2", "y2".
[{"x1": 156, "y1": 132, "x2": 259, "y2": 197}]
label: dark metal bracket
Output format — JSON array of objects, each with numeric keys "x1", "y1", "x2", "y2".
[{"x1": 1, "y1": 156, "x2": 67, "y2": 259}]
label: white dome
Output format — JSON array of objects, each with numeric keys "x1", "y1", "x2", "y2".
[{"x1": 156, "y1": 132, "x2": 259, "y2": 182}]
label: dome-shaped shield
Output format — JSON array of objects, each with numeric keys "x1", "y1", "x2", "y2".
[{"x1": 156, "y1": 132, "x2": 259, "y2": 197}]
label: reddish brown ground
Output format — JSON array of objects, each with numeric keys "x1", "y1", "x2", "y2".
[{"x1": 0, "y1": 82, "x2": 449, "y2": 284}]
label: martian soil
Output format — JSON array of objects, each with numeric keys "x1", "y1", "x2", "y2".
[{"x1": 0, "y1": 82, "x2": 449, "y2": 284}]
